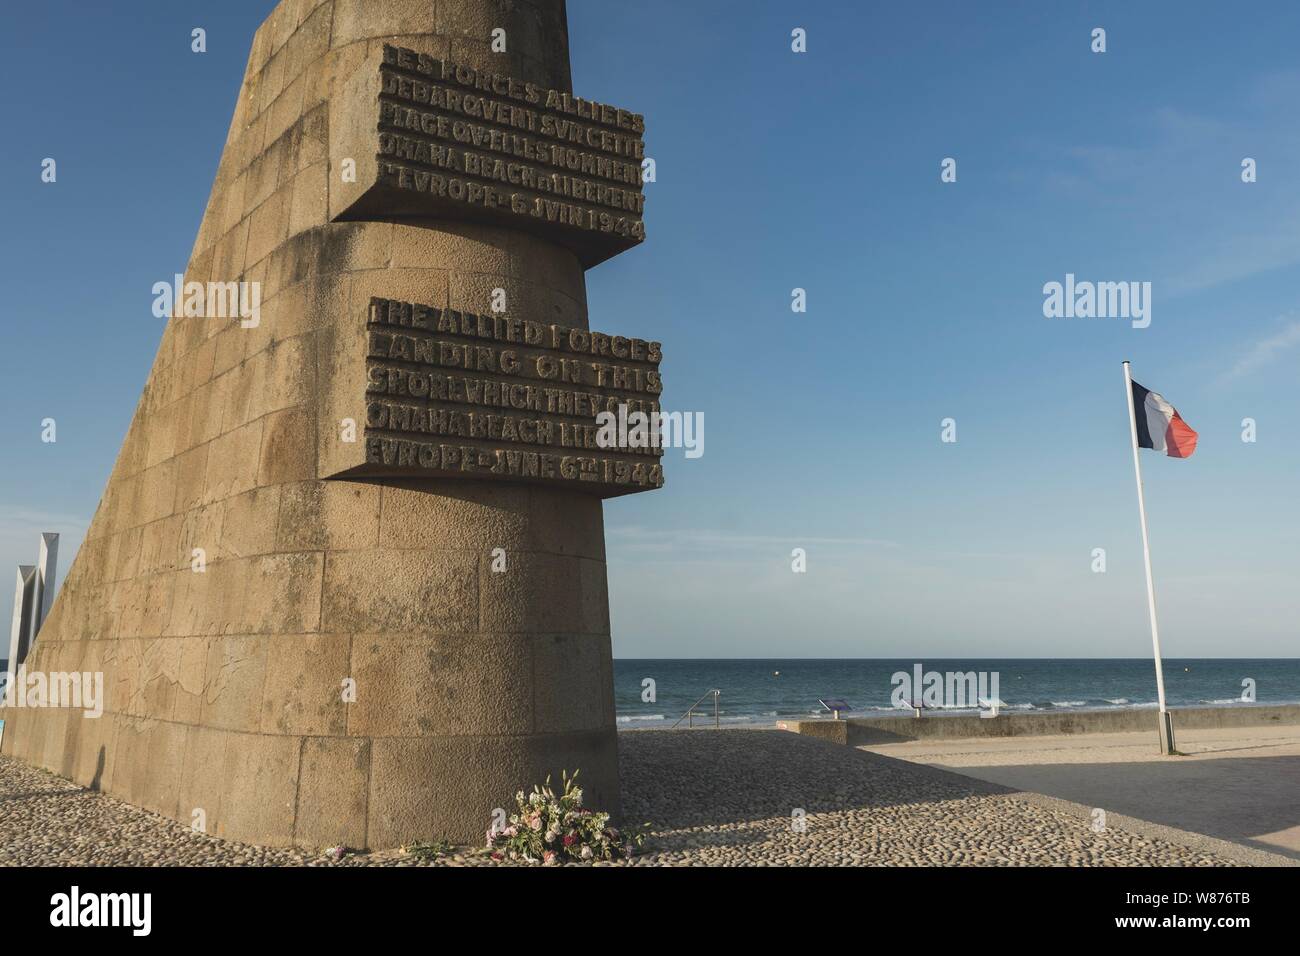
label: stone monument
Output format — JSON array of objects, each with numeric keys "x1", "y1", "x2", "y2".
[
  {"x1": 5, "y1": 533, "x2": 58, "y2": 674},
  {"x1": 0, "y1": 0, "x2": 659, "y2": 849},
  {"x1": 5, "y1": 566, "x2": 37, "y2": 678}
]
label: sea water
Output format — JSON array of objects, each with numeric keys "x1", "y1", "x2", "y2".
[{"x1": 612, "y1": 659, "x2": 1300, "y2": 728}]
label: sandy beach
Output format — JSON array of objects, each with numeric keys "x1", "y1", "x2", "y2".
[{"x1": 3, "y1": 727, "x2": 1291, "y2": 866}]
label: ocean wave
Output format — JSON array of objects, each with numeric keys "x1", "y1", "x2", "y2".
[{"x1": 616, "y1": 696, "x2": 1290, "y2": 726}]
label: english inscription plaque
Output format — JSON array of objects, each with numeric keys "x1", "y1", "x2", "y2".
[
  {"x1": 331, "y1": 44, "x2": 647, "y2": 268},
  {"x1": 358, "y1": 297, "x2": 665, "y2": 496}
]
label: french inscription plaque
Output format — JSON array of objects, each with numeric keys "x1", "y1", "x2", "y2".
[
  {"x1": 331, "y1": 44, "x2": 647, "y2": 268},
  {"x1": 357, "y1": 297, "x2": 665, "y2": 497}
]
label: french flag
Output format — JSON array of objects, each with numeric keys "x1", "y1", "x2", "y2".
[{"x1": 1131, "y1": 379, "x2": 1198, "y2": 458}]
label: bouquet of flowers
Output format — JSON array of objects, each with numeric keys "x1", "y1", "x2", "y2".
[{"x1": 485, "y1": 769, "x2": 646, "y2": 864}]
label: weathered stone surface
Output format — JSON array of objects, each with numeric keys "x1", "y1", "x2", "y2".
[
  {"x1": 0, "y1": 0, "x2": 638, "y2": 849},
  {"x1": 260, "y1": 633, "x2": 350, "y2": 736},
  {"x1": 367, "y1": 728, "x2": 619, "y2": 848},
  {"x1": 346, "y1": 632, "x2": 533, "y2": 736},
  {"x1": 294, "y1": 736, "x2": 370, "y2": 849}
]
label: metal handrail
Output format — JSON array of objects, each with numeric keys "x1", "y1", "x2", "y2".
[{"x1": 671, "y1": 689, "x2": 721, "y2": 729}]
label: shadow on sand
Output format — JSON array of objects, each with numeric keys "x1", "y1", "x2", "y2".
[
  {"x1": 617, "y1": 728, "x2": 1016, "y2": 831},
  {"x1": 937, "y1": 752, "x2": 1300, "y2": 861}
]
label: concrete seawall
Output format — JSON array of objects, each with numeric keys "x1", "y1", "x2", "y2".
[{"x1": 779, "y1": 704, "x2": 1300, "y2": 746}]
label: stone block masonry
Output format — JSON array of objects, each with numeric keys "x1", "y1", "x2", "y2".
[{"x1": 0, "y1": 0, "x2": 658, "y2": 849}]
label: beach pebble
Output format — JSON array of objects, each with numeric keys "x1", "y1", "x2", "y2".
[{"x1": 0, "y1": 734, "x2": 1238, "y2": 867}]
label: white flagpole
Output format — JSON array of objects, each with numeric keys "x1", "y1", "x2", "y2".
[{"x1": 1122, "y1": 361, "x2": 1176, "y2": 754}]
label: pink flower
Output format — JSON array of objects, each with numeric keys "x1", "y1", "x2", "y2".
[
  {"x1": 543, "y1": 850, "x2": 557, "y2": 864},
  {"x1": 563, "y1": 834, "x2": 577, "y2": 847}
]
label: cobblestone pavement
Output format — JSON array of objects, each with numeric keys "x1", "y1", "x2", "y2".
[{"x1": 0, "y1": 731, "x2": 1241, "y2": 866}]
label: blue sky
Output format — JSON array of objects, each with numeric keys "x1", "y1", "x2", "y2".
[{"x1": 2, "y1": 1, "x2": 1297, "y2": 658}]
